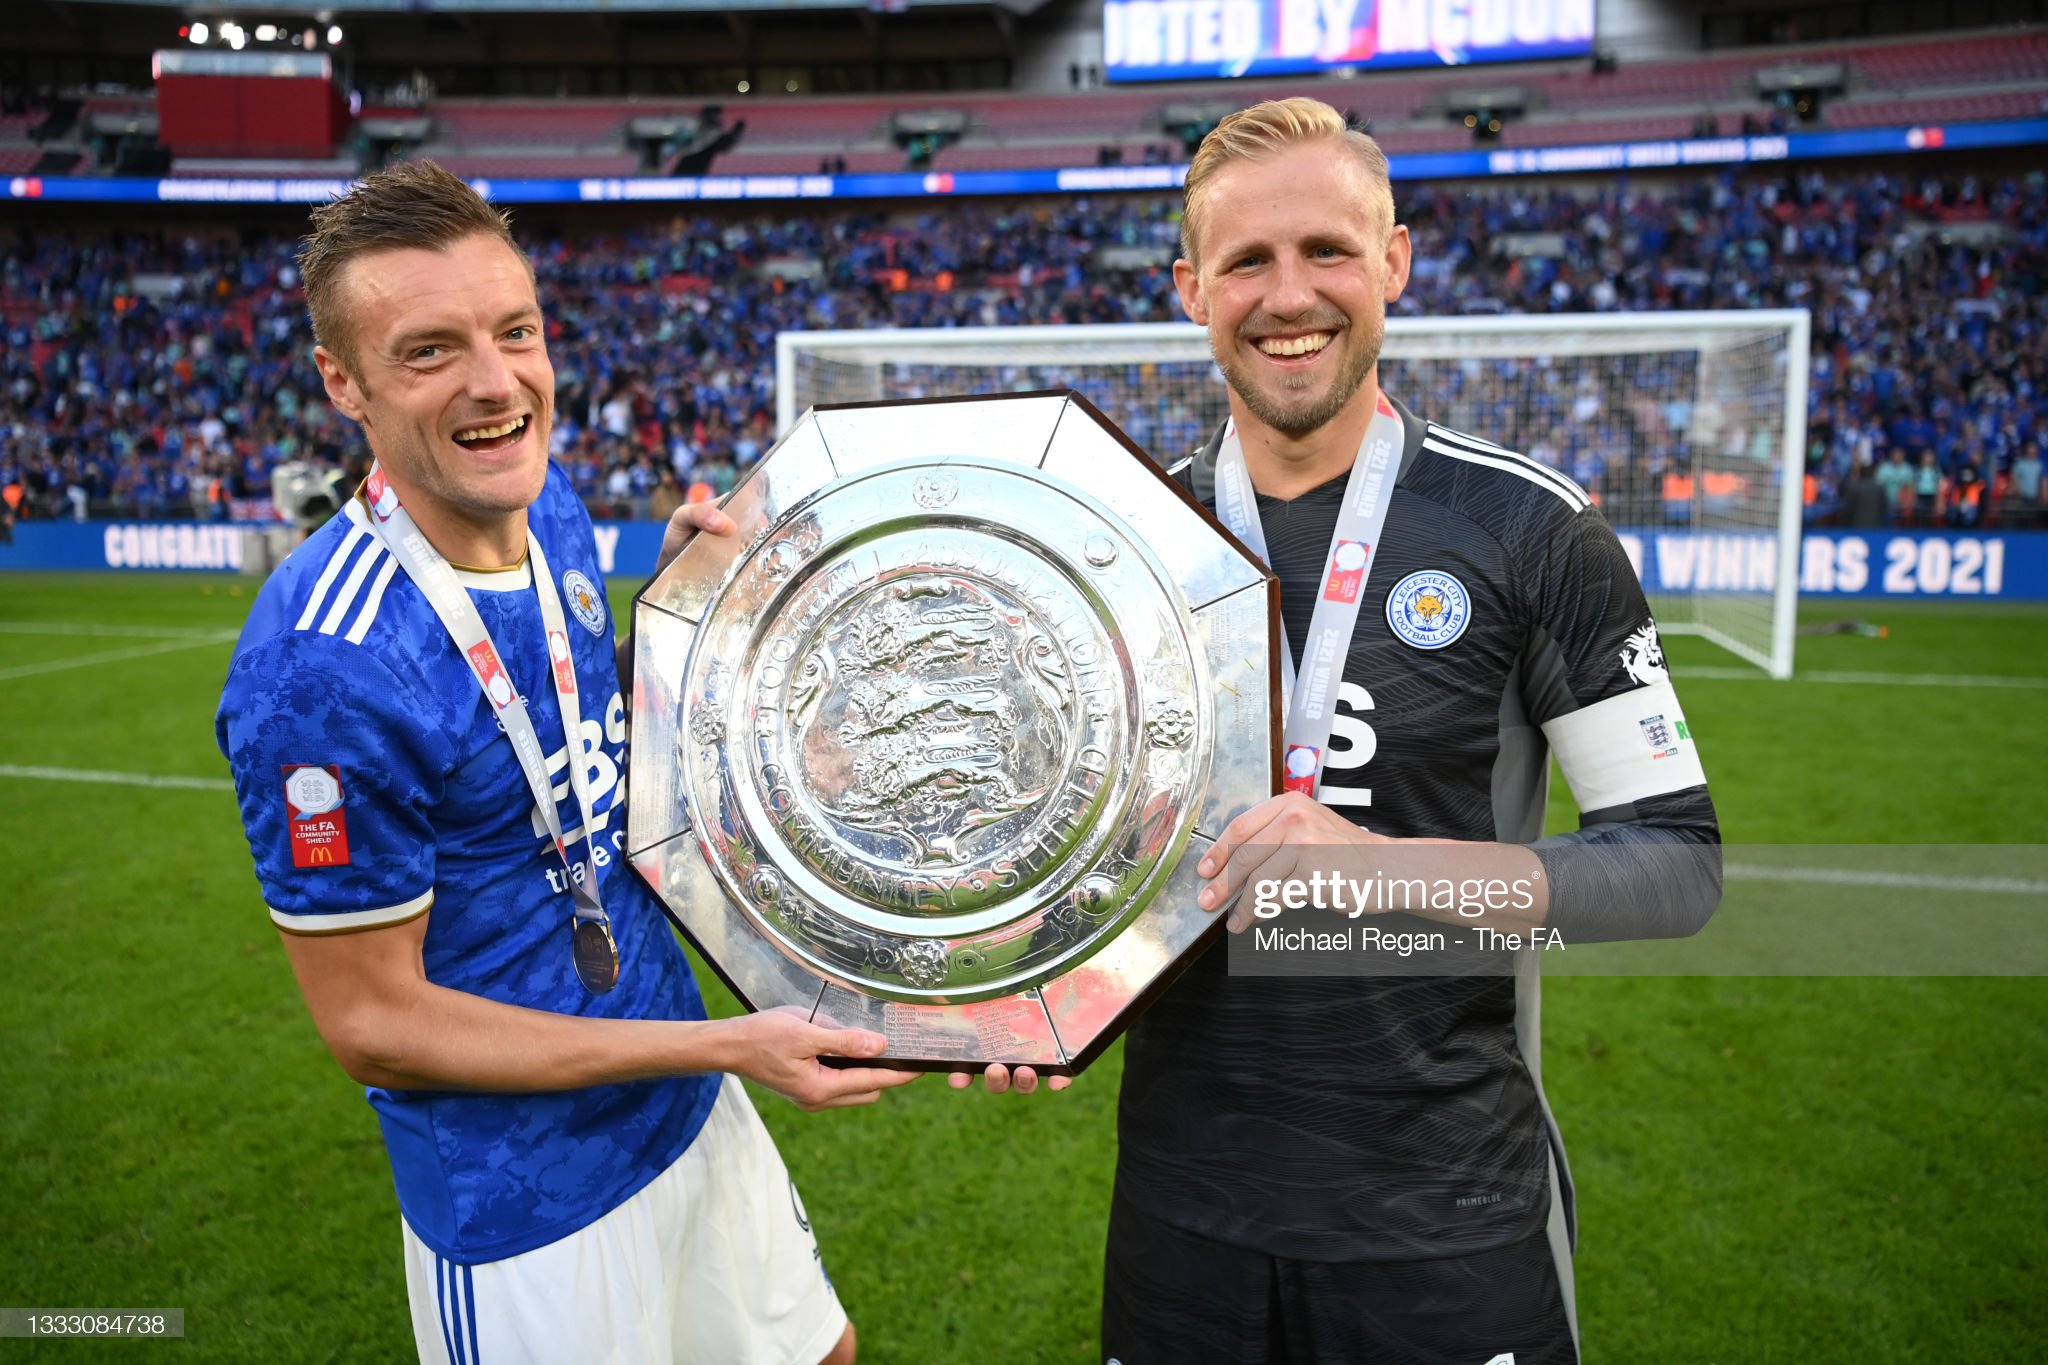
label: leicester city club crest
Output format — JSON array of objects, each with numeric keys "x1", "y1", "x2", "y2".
[
  {"x1": 563, "y1": 569, "x2": 607, "y2": 636},
  {"x1": 1384, "y1": 570, "x2": 1471, "y2": 650}
]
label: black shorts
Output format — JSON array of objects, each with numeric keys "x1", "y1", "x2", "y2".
[{"x1": 1101, "y1": 1191, "x2": 1578, "y2": 1365}]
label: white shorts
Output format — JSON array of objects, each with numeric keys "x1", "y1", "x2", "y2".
[{"x1": 401, "y1": 1078, "x2": 847, "y2": 1365}]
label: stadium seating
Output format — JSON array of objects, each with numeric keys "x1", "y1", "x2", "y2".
[
  {"x1": 1538, "y1": 59, "x2": 1754, "y2": 109},
  {"x1": 1843, "y1": 28, "x2": 2048, "y2": 89},
  {"x1": 12, "y1": 25, "x2": 2035, "y2": 183},
  {"x1": 418, "y1": 100, "x2": 642, "y2": 150},
  {"x1": 690, "y1": 29, "x2": 2048, "y2": 174},
  {"x1": 167, "y1": 157, "x2": 359, "y2": 178},
  {"x1": 429, "y1": 152, "x2": 643, "y2": 178},
  {"x1": 935, "y1": 142, "x2": 1171, "y2": 171},
  {"x1": 4, "y1": 168, "x2": 2042, "y2": 532},
  {"x1": 701, "y1": 149, "x2": 905, "y2": 176},
  {"x1": 1500, "y1": 115, "x2": 1705, "y2": 148},
  {"x1": 1825, "y1": 89, "x2": 2046, "y2": 129},
  {"x1": 729, "y1": 97, "x2": 904, "y2": 147},
  {"x1": 4, "y1": 27, "x2": 2039, "y2": 194},
  {"x1": 4, "y1": 21, "x2": 2044, "y2": 529}
]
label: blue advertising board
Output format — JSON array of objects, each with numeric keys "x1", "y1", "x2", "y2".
[
  {"x1": 1614, "y1": 529, "x2": 2048, "y2": 600},
  {"x1": 9, "y1": 521, "x2": 2047, "y2": 601},
  {"x1": 7, "y1": 119, "x2": 2046, "y2": 206},
  {"x1": 1104, "y1": 0, "x2": 1594, "y2": 83},
  {"x1": 3, "y1": 521, "x2": 257, "y2": 572}
]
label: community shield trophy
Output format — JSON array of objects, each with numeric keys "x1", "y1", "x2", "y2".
[{"x1": 627, "y1": 392, "x2": 1278, "y2": 1074}]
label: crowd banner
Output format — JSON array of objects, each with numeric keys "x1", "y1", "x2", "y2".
[{"x1": 7, "y1": 522, "x2": 2047, "y2": 601}]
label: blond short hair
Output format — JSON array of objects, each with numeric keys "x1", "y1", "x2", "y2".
[
  {"x1": 1180, "y1": 98, "x2": 1395, "y2": 268},
  {"x1": 298, "y1": 159, "x2": 525, "y2": 370}
]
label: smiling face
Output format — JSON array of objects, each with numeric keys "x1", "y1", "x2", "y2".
[
  {"x1": 1175, "y1": 142, "x2": 1410, "y2": 448},
  {"x1": 314, "y1": 232, "x2": 553, "y2": 564}
]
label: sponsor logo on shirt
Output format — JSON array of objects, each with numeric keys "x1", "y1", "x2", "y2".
[
  {"x1": 283, "y1": 764, "x2": 351, "y2": 867},
  {"x1": 531, "y1": 692, "x2": 632, "y2": 897},
  {"x1": 1619, "y1": 618, "x2": 1669, "y2": 685}
]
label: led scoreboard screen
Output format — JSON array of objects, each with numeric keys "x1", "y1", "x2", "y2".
[{"x1": 1103, "y1": 0, "x2": 1594, "y2": 82}]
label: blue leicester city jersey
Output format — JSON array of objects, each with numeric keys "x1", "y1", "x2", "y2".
[{"x1": 217, "y1": 463, "x2": 719, "y2": 1263}]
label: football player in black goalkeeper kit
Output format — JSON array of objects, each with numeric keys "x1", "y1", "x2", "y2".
[{"x1": 1093, "y1": 98, "x2": 1723, "y2": 1365}]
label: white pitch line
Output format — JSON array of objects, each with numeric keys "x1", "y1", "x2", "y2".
[
  {"x1": 1679, "y1": 666, "x2": 2048, "y2": 690},
  {"x1": 1, "y1": 768, "x2": 2035, "y2": 895},
  {"x1": 1725, "y1": 864, "x2": 2048, "y2": 896},
  {"x1": 0, "y1": 763, "x2": 234, "y2": 792},
  {"x1": 0, "y1": 622, "x2": 241, "y2": 640},
  {"x1": 0, "y1": 636, "x2": 232, "y2": 682}
]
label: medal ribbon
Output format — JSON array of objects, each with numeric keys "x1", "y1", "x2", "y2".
[
  {"x1": 355, "y1": 466, "x2": 613, "y2": 963},
  {"x1": 1212, "y1": 391, "x2": 1404, "y2": 799}
]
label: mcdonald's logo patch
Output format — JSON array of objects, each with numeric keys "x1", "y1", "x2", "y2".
[
  {"x1": 284, "y1": 764, "x2": 352, "y2": 868},
  {"x1": 548, "y1": 629, "x2": 577, "y2": 696},
  {"x1": 1322, "y1": 539, "x2": 1370, "y2": 603},
  {"x1": 1283, "y1": 744, "x2": 1322, "y2": 796},
  {"x1": 467, "y1": 641, "x2": 516, "y2": 709}
]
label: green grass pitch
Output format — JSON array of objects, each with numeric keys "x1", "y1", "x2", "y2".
[{"x1": 1, "y1": 570, "x2": 2043, "y2": 1362}]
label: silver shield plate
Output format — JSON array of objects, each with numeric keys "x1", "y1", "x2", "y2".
[{"x1": 629, "y1": 391, "x2": 1277, "y2": 1073}]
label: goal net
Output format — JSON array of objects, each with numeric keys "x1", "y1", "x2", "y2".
[{"x1": 777, "y1": 312, "x2": 1809, "y2": 678}]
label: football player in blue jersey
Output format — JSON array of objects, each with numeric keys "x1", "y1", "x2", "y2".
[{"x1": 217, "y1": 160, "x2": 915, "y2": 1365}]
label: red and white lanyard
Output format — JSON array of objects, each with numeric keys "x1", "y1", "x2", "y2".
[
  {"x1": 1212, "y1": 391, "x2": 1403, "y2": 799},
  {"x1": 357, "y1": 465, "x2": 618, "y2": 992}
]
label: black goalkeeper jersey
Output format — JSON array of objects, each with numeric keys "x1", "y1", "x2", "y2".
[{"x1": 1114, "y1": 395, "x2": 1721, "y2": 1263}]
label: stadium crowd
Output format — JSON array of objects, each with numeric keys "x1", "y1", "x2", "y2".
[{"x1": 2, "y1": 166, "x2": 2044, "y2": 530}]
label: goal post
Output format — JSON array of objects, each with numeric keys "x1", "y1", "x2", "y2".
[{"x1": 777, "y1": 311, "x2": 1810, "y2": 678}]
